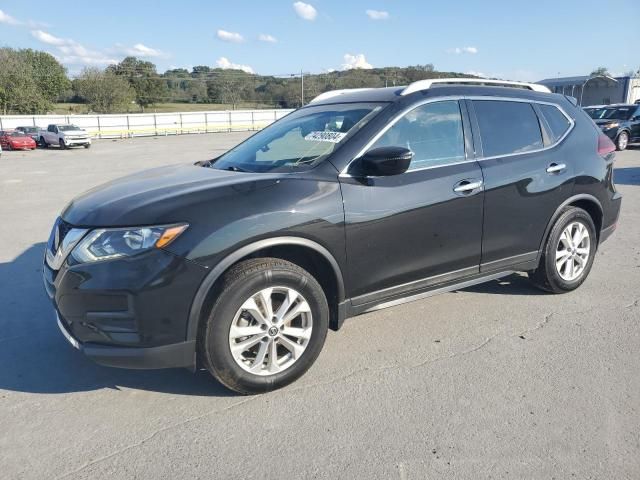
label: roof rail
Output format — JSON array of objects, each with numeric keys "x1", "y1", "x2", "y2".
[
  {"x1": 309, "y1": 88, "x2": 375, "y2": 104},
  {"x1": 401, "y1": 78, "x2": 551, "y2": 96}
]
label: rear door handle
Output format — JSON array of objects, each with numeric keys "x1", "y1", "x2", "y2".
[
  {"x1": 546, "y1": 163, "x2": 566, "y2": 174},
  {"x1": 453, "y1": 179, "x2": 483, "y2": 194}
]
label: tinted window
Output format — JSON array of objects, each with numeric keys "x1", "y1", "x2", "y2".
[
  {"x1": 473, "y1": 100, "x2": 543, "y2": 157},
  {"x1": 540, "y1": 104, "x2": 571, "y2": 141},
  {"x1": 600, "y1": 107, "x2": 635, "y2": 120},
  {"x1": 371, "y1": 100, "x2": 465, "y2": 170}
]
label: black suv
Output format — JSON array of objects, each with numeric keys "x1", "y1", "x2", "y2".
[
  {"x1": 43, "y1": 79, "x2": 622, "y2": 394},
  {"x1": 586, "y1": 103, "x2": 640, "y2": 151}
]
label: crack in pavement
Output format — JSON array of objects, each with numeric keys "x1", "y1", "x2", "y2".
[
  {"x1": 55, "y1": 396, "x2": 258, "y2": 479},
  {"x1": 52, "y1": 297, "x2": 640, "y2": 477}
]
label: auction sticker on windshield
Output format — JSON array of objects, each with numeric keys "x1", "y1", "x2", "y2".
[{"x1": 304, "y1": 131, "x2": 346, "y2": 143}]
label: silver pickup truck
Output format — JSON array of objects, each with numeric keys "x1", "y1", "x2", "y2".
[{"x1": 39, "y1": 124, "x2": 91, "y2": 149}]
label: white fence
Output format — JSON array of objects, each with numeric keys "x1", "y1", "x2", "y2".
[{"x1": 0, "y1": 109, "x2": 294, "y2": 139}]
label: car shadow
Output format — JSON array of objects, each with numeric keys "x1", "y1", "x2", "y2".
[
  {"x1": 614, "y1": 167, "x2": 640, "y2": 186},
  {"x1": 0, "y1": 243, "x2": 234, "y2": 397},
  {"x1": 459, "y1": 272, "x2": 546, "y2": 296}
]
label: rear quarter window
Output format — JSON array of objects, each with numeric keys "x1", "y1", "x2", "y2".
[
  {"x1": 539, "y1": 104, "x2": 571, "y2": 142},
  {"x1": 473, "y1": 100, "x2": 543, "y2": 157}
]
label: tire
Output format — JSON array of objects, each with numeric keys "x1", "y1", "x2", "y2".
[
  {"x1": 529, "y1": 207, "x2": 597, "y2": 293},
  {"x1": 616, "y1": 131, "x2": 629, "y2": 151},
  {"x1": 198, "y1": 258, "x2": 329, "y2": 394},
  {"x1": 84, "y1": 143, "x2": 91, "y2": 149},
  {"x1": 6, "y1": 143, "x2": 12, "y2": 151},
  {"x1": 59, "y1": 139, "x2": 66, "y2": 150},
  {"x1": 39, "y1": 137, "x2": 48, "y2": 148}
]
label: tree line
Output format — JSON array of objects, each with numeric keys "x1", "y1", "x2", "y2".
[
  {"x1": 0, "y1": 47, "x2": 476, "y2": 115},
  {"x1": 13, "y1": 47, "x2": 638, "y2": 115}
]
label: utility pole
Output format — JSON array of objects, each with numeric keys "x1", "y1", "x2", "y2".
[{"x1": 301, "y1": 70, "x2": 304, "y2": 106}]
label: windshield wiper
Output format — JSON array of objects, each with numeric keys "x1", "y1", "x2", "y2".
[{"x1": 225, "y1": 165, "x2": 251, "y2": 173}]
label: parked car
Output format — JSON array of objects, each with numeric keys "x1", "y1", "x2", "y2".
[
  {"x1": 583, "y1": 105, "x2": 607, "y2": 119},
  {"x1": 39, "y1": 124, "x2": 91, "y2": 149},
  {"x1": 588, "y1": 104, "x2": 640, "y2": 151},
  {"x1": 0, "y1": 130, "x2": 37, "y2": 150},
  {"x1": 43, "y1": 79, "x2": 622, "y2": 394},
  {"x1": 15, "y1": 126, "x2": 41, "y2": 142}
]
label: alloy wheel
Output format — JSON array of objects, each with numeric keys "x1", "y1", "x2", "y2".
[
  {"x1": 618, "y1": 132, "x2": 628, "y2": 150},
  {"x1": 229, "y1": 286, "x2": 313, "y2": 376},
  {"x1": 555, "y1": 221, "x2": 590, "y2": 281}
]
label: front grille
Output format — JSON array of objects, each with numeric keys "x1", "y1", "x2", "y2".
[
  {"x1": 49, "y1": 217, "x2": 74, "y2": 254},
  {"x1": 58, "y1": 219, "x2": 74, "y2": 242}
]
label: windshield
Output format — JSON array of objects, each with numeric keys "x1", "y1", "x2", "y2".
[
  {"x1": 212, "y1": 103, "x2": 384, "y2": 173},
  {"x1": 19, "y1": 127, "x2": 37, "y2": 133},
  {"x1": 596, "y1": 107, "x2": 636, "y2": 121},
  {"x1": 58, "y1": 125, "x2": 81, "y2": 131},
  {"x1": 9, "y1": 131, "x2": 27, "y2": 137},
  {"x1": 584, "y1": 108, "x2": 604, "y2": 119}
]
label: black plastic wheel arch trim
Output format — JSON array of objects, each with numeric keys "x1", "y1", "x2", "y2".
[{"x1": 186, "y1": 236, "x2": 346, "y2": 342}]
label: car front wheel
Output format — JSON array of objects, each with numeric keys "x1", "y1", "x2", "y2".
[
  {"x1": 198, "y1": 258, "x2": 329, "y2": 394},
  {"x1": 529, "y1": 206, "x2": 597, "y2": 293},
  {"x1": 616, "y1": 131, "x2": 629, "y2": 151}
]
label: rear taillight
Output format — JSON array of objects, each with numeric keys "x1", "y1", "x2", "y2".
[{"x1": 598, "y1": 133, "x2": 615, "y2": 159}]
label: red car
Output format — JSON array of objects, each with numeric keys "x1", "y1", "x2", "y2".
[{"x1": 0, "y1": 130, "x2": 37, "y2": 151}]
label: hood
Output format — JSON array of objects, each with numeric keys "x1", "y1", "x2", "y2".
[
  {"x1": 10, "y1": 136, "x2": 34, "y2": 143},
  {"x1": 594, "y1": 118, "x2": 624, "y2": 126},
  {"x1": 61, "y1": 163, "x2": 281, "y2": 227},
  {"x1": 61, "y1": 129, "x2": 88, "y2": 135}
]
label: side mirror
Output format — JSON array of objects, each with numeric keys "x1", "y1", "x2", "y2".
[{"x1": 349, "y1": 146, "x2": 413, "y2": 177}]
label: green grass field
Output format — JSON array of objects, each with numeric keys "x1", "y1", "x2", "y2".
[{"x1": 51, "y1": 102, "x2": 277, "y2": 114}]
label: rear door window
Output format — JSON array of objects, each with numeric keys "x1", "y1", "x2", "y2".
[
  {"x1": 473, "y1": 100, "x2": 543, "y2": 157},
  {"x1": 539, "y1": 104, "x2": 571, "y2": 141}
]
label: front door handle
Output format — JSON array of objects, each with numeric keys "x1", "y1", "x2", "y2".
[
  {"x1": 453, "y1": 179, "x2": 483, "y2": 194},
  {"x1": 546, "y1": 163, "x2": 566, "y2": 174}
]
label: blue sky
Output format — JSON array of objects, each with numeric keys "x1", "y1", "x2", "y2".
[{"x1": 1, "y1": 0, "x2": 638, "y2": 81}]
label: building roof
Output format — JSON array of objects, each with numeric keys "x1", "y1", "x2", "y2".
[{"x1": 538, "y1": 75, "x2": 625, "y2": 87}]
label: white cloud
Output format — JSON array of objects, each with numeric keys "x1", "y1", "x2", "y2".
[
  {"x1": 366, "y1": 9, "x2": 389, "y2": 20},
  {"x1": 448, "y1": 46, "x2": 478, "y2": 55},
  {"x1": 0, "y1": 9, "x2": 20, "y2": 25},
  {"x1": 31, "y1": 30, "x2": 117, "y2": 66},
  {"x1": 216, "y1": 29, "x2": 244, "y2": 43},
  {"x1": 114, "y1": 43, "x2": 166, "y2": 58},
  {"x1": 341, "y1": 53, "x2": 373, "y2": 70},
  {"x1": 31, "y1": 29, "x2": 69, "y2": 46},
  {"x1": 216, "y1": 57, "x2": 254, "y2": 74},
  {"x1": 293, "y1": 2, "x2": 317, "y2": 20},
  {"x1": 258, "y1": 33, "x2": 277, "y2": 43}
]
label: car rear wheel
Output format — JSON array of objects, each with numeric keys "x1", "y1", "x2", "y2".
[
  {"x1": 198, "y1": 258, "x2": 329, "y2": 394},
  {"x1": 529, "y1": 207, "x2": 596, "y2": 293},
  {"x1": 6, "y1": 143, "x2": 12, "y2": 151},
  {"x1": 616, "y1": 131, "x2": 629, "y2": 151}
]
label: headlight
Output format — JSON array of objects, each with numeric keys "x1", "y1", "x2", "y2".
[
  {"x1": 604, "y1": 122, "x2": 619, "y2": 129},
  {"x1": 71, "y1": 224, "x2": 188, "y2": 263}
]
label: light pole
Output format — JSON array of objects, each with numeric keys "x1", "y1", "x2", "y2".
[{"x1": 579, "y1": 76, "x2": 597, "y2": 106}]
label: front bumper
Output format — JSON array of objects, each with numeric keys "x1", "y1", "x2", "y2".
[
  {"x1": 601, "y1": 127, "x2": 620, "y2": 141},
  {"x1": 64, "y1": 137, "x2": 91, "y2": 146},
  {"x1": 56, "y1": 313, "x2": 196, "y2": 369},
  {"x1": 43, "y1": 236, "x2": 208, "y2": 369}
]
